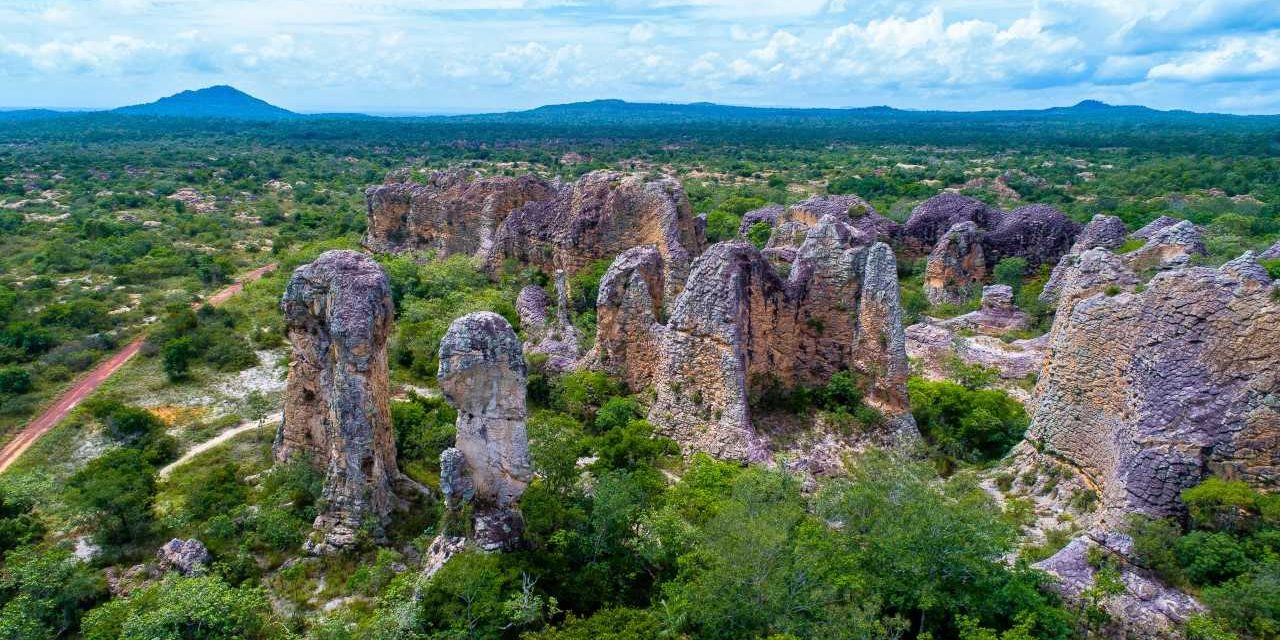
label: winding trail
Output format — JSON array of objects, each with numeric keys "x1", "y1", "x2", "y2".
[
  {"x1": 0, "y1": 262, "x2": 278, "y2": 474},
  {"x1": 158, "y1": 413, "x2": 281, "y2": 479}
]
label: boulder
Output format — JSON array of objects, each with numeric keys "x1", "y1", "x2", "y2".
[
  {"x1": 365, "y1": 169, "x2": 704, "y2": 309},
  {"x1": 277, "y1": 250, "x2": 399, "y2": 553},
  {"x1": 923, "y1": 221, "x2": 986, "y2": 306},
  {"x1": 935, "y1": 284, "x2": 1029, "y2": 335},
  {"x1": 437, "y1": 312, "x2": 532, "y2": 551},
  {"x1": 156, "y1": 539, "x2": 211, "y2": 576},
  {"x1": 737, "y1": 204, "x2": 784, "y2": 236},
  {"x1": 647, "y1": 216, "x2": 918, "y2": 461},
  {"x1": 1029, "y1": 251, "x2": 1280, "y2": 526},
  {"x1": 1123, "y1": 220, "x2": 1206, "y2": 272}
]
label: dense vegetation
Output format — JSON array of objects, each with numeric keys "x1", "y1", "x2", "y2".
[{"x1": 0, "y1": 106, "x2": 1277, "y2": 639}]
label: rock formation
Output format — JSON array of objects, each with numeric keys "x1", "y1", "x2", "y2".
[
  {"x1": 437, "y1": 312, "x2": 532, "y2": 551},
  {"x1": 1131, "y1": 215, "x2": 1181, "y2": 240},
  {"x1": 1260, "y1": 239, "x2": 1280, "y2": 260},
  {"x1": 587, "y1": 246, "x2": 666, "y2": 392},
  {"x1": 923, "y1": 221, "x2": 987, "y2": 305},
  {"x1": 646, "y1": 214, "x2": 918, "y2": 461},
  {"x1": 277, "y1": 250, "x2": 399, "y2": 553},
  {"x1": 1069, "y1": 214, "x2": 1128, "y2": 253},
  {"x1": 365, "y1": 169, "x2": 704, "y2": 307},
  {"x1": 740, "y1": 195, "x2": 900, "y2": 250},
  {"x1": 901, "y1": 194, "x2": 1079, "y2": 269},
  {"x1": 1029, "y1": 251, "x2": 1280, "y2": 526},
  {"x1": 1041, "y1": 219, "x2": 1205, "y2": 305},
  {"x1": 905, "y1": 285, "x2": 1043, "y2": 403},
  {"x1": 517, "y1": 271, "x2": 581, "y2": 372},
  {"x1": 900, "y1": 193, "x2": 999, "y2": 256}
]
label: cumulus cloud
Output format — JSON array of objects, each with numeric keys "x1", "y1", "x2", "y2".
[
  {"x1": 4, "y1": 35, "x2": 168, "y2": 74},
  {"x1": 1147, "y1": 32, "x2": 1280, "y2": 81}
]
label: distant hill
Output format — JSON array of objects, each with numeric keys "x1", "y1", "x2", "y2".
[
  {"x1": 113, "y1": 85, "x2": 299, "y2": 120},
  {"x1": 0, "y1": 109, "x2": 77, "y2": 122}
]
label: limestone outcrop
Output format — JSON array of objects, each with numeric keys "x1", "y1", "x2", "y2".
[
  {"x1": 923, "y1": 221, "x2": 986, "y2": 305},
  {"x1": 437, "y1": 312, "x2": 532, "y2": 551},
  {"x1": 277, "y1": 250, "x2": 399, "y2": 552},
  {"x1": 156, "y1": 539, "x2": 211, "y2": 576},
  {"x1": 587, "y1": 246, "x2": 666, "y2": 392},
  {"x1": 647, "y1": 215, "x2": 918, "y2": 461},
  {"x1": 1030, "y1": 251, "x2": 1280, "y2": 526},
  {"x1": 365, "y1": 169, "x2": 704, "y2": 307}
]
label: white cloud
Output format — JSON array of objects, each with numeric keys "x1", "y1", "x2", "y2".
[
  {"x1": 629, "y1": 22, "x2": 657, "y2": 44},
  {"x1": 1147, "y1": 32, "x2": 1280, "y2": 81},
  {"x1": 4, "y1": 35, "x2": 167, "y2": 73}
]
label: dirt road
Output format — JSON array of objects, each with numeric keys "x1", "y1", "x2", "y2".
[
  {"x1": 158, "y1": 412, "x2": 281, "y2": 479},
  {"x1": 0, "y1": 263, "x2": 278, "y2": 474}
]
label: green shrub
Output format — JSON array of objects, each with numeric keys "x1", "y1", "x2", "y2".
[
  {"x1": 0, "y1": 365, "x2": 32, "y2": 395},
  {"x1": 553, "y1": 370, "x2": 623, "y2": 422},
  {"x1": 993, "y1": 257, "x2": 1028, "y2": 294},
  {"x1": 908, "y1": 377, "x2": 1028, "y2": 466},
  {"x1": 747, "y1": 221, "x2": 772, "y2": 249}
]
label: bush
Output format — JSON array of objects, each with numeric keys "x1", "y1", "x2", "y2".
[
  {"x1": 65, "y1": 448, "x2": 157, "y2": 547},
  {"x1": 554, "y1": 371, "x2": 623, "y2": 422},
  {"x1": 993, "y1": 257, "x2": 1028, "y2": 294},
  {"x1": 747, "y1": 221, "x2": 772, "y2": 249},
  {"x1": 908, "y1": 378, "x2": 1028, "y2": 466},
  {"x1": 391, "y1": 394, "x2": 457, "y2": 474},
  {"x1": 81, "y1": 575, "x2": 287, "y2": 640}
]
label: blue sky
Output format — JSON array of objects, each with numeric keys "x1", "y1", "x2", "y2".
[{"x1": 1, "y1": 0, "x2": 1278, "y2": 113}]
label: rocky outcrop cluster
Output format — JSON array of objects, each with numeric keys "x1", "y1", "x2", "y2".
[
  {"x1": 1030, "y1": 250, "x2": 1279, "y2": 525},
  {"x1": 365, "y1": 168, "x2": 705, "y2": 306},
  {"x1": 1041, "y1": 216, "x2": 1207, "y2": 305},
  {"x1": 1260, "y1": 239, "x2": 1280, "y2": 260},
  {"x1": 277, "y1": 250, "x2": 400, "y2": 553},
  {"x1": 437, "y1": 312, "x2": 533, "y2": 551},
  {"x1": 517, "y1": 271, "x2": 581, "y2": 372},
  {"x1": 923, "y1": 221, "x2": 986, "y2": 305},
  {"x1": 740, "y1": 196, "x2": 900, "y2": 251},
  {"x1": 901, "y1": 195, "x2": 1079, "y2": 269},
  {"x1": 624, "y1": 213, "x2": 919, "y2": 461},
  {"x1": 906, "y1": 285, "x2": 1043, "y2": 403}
]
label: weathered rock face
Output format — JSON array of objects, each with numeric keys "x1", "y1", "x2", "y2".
[
  {"x1": 984, "y1": 204, "x2": 1081, "y2": 269},
  {"x1": 738, "y1": 204, "x2": 785, "y2": 236},
  {"x1": 364, "y1": 169, "x2": 555, "y2": 255},
  {"x1": 1029, "y1": 251, "x2": 1280, "y2": 526},
  {"x1": 277, "y1": 250, "x2": 399, "y2": 552},
  {"x1": 366, "y1": 169, "x2": 704, "y2": 308},
  {"x1": 1123, "y1": 220, "x2": 1206, "y2": 272},
  {"x1": 941, "y1": 284, "x2": 1029, "y2": 335},
  {"x1": 1260, "y1": 239, "x2": 1280, "y2": 260},
  {"x1": 1131, "y1": 215, "x2": 1181, "y2": 240},
  {"x1": 647, "y1": 216, "x2": 918, "y2": 461},
  {"x1": 437, "y1": 312, "x2": 532, "y2": 551},
  {"x1": 901, "y1": 193, "x2": 999, "y2": 256},
  {"x1": 517, "y1": 272, "x2": 581, "y2": 373},
  {"x1": 588, "y1": 246, "x2": 666, "y2": 392},
  {"x1": 1071, "y1": 214, "x2": 1128, "y2": 253},
  {"x1": 923, "y1": 221, "x2": 987, "y2": 305}
]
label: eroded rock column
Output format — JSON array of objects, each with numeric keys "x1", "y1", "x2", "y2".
[
  {"x1": 437, "y1": 312, "x2": 532, "y2": 551},
  {"x1": 277, "y1": 249, "x2": 399, "y2": 553}
]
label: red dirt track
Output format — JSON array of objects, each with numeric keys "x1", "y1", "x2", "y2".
[{"x1": 0, "y1": 263, "x2": 277, "y2": 473}]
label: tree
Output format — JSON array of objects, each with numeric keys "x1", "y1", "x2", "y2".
[
  {"x1": 81, "y1": 575, "x2": 287, "y2": 640},
  {"x1": 65, "y1": 449, "x2": 156, "y2": 547},
  {"x1": 0, "y1": 545, "x2": 105, "y2": 638},
  {"x1": 993, "y1": 257, "x2": 1028, "y2": 295},
  {"x1": 0, "y1": 367, "x2": 31, "y2": 396},
  {"x1": 161, "y1": 337, "x2": 194, "y2": 382}
]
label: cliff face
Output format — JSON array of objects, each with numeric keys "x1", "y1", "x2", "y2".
[
  {"x1": 588, "y1": 246, "x2": 666, "y2": 392},
  {"x1": 437, "y1": 312, "x2": 533, "y2": 551},
  {"x1": 1030, "y1": 251, "x2": 1280, "y2": 524},
  {"x1": 646, "y1": 215, "x2": 918, "y2": 461},
  {"x1": 277, "y1": 250, "x2": 399, "y2": 553},
  {"x1": 365, "y1": 169, "x2": 704, "y2": 307}
]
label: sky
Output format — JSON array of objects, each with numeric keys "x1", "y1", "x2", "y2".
[{"x1": 1, "y1": 0, "x2": 1278, "y2": 114}]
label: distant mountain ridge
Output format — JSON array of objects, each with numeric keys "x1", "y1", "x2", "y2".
[
  {"x1": 1, "y1": 86, "x2": 1276, "y2": 124},
  {"x1": 112, "y1": 85, "x2": 299, "y2": 120}
]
